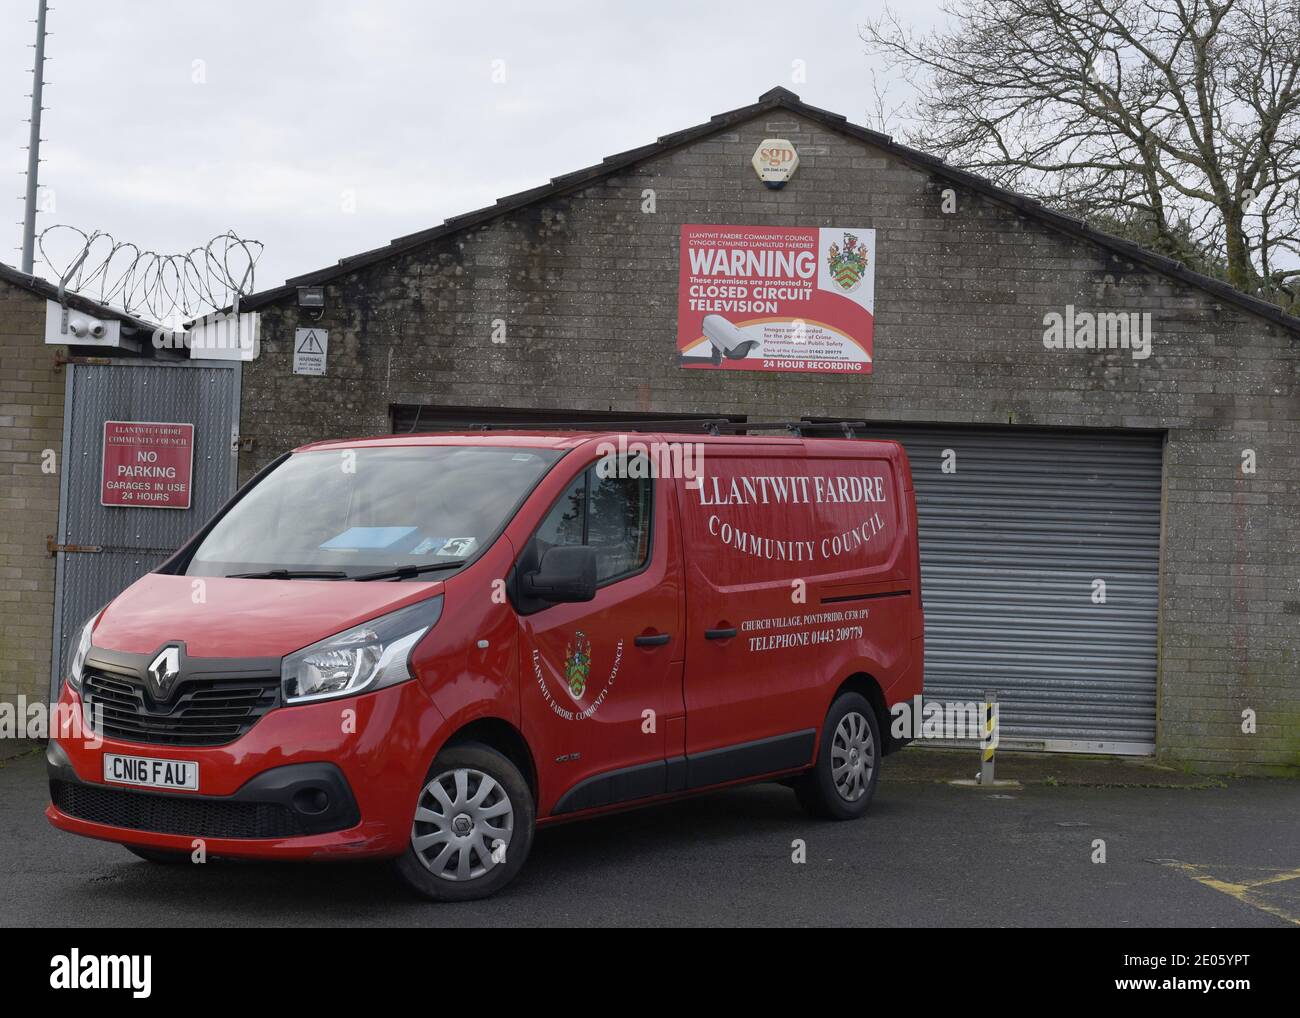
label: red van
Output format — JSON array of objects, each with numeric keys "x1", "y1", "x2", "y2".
[{"x1": 47, "y1": 429, "x2": 924, "y2": 900}]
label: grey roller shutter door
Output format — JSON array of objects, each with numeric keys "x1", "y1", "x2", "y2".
[{"x1": 863, "y1": 424, "x2": 1162, "y2": 755}]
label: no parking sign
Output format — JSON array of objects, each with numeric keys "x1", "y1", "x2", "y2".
[{"x1": 101, "y1": 421, "x2": 195, "y2": 509}]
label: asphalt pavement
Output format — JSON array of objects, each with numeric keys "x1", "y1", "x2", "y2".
[{"x1": 2, "y1": 746, "x2": 1297, "y2": 927}]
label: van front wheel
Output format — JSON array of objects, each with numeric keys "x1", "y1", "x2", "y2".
[
  {"x1": 794, "y1": 691, "x2": 881, "y2": 820},
  {"x1": 393, "y1": 742, "x2": 534, "y2": 902}
]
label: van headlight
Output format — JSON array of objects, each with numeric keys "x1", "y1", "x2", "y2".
[
  {"x1": 64, "y1": 614, "x2": 97, "y2": 693},
  {"x1": 281, "y1": 597, "x2": 443, "y2": 704}
]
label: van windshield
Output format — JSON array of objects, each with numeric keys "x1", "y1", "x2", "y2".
[{"x1": 184, "y1": 445, "x2": 563, "y2": 579}]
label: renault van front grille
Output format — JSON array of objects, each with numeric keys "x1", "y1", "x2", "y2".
[
  {"x1": 81, "y1": 669, "x2": 280, "y2": 747},
  {"x1": 50, "y1": 780, "x2": 304, "y2": 839}
]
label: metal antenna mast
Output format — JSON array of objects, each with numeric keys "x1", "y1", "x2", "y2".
[{"x1": 20, "y1": 0, "x2": 50, "y2": 274}]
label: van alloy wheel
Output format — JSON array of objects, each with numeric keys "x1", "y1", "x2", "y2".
[
  {"x1": 411, "y1": 766, "x2": 515, "y2": 881},
  {"x1": 794, "y1": 691, "x2": 881, "y2": 820},
  {"x1": 395, "y1": 743, "x2": 535, "y2": 902},
  {"x1": 831, "y1": 711, "x2": 874, "y2": 802}
]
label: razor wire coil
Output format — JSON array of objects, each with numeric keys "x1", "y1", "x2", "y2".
[{"x1": 36, "y1": 225, "x2": 263, "y2": 324}]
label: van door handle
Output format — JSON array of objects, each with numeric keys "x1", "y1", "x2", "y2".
[
  {"x1": 704, "y1": 627, "x2": 737, "y2": 640},
  {"x1": 634, "y1": 633, "x2": 671, "y2": 647}
]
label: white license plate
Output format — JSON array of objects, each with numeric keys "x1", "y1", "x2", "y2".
[{"x1": 103, "y1": 753, "x2": 199, "y2": 791}]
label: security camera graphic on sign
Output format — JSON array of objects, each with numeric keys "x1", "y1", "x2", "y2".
[{"x1": 701, "y1": 314, "x2": 761, "y2": 365}]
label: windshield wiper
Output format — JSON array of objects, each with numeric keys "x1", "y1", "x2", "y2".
[
  {"x1": 353, "y1": 561, "x2": 468, "y2": 582},
  {"x1": 226, "y1": 569, "x2": 349, "y2": 580}
]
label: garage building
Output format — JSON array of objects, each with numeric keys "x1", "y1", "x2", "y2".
[{"x1": 23, "y1": 87, "x2": 1296, "y2": 774}]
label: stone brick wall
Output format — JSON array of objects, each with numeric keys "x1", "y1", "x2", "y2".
[
  {"x1": 238, "y1": 109, "x2": 1300, "y2": 774},
  {"x1": 0, "y1": 279, "x2": 64, "y2": 706}
]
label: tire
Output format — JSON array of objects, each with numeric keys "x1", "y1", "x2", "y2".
[
  {"x1": 124, "y1": 845, "x2": 192, "y2": 864},
  {"x1": 393, "y1": 742, "x2": 535, "y2": 902},
  {"x1": 794, "y1": 691, "x2": 882, "y2": 820}
]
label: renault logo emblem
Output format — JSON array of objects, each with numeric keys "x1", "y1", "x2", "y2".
[{"x1": 147, "y1": 645, "x2": 183, "y2": 699}]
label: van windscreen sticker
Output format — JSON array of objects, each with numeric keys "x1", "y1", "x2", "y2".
[
  {"x1": 436, "y1": 537, "x2": 478, "y2": 557},
  {"x1": 318, "y1": 526, "x2": 418, "y2": 550}
]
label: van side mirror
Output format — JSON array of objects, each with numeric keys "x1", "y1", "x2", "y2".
[{"x1": 521, "y1": 545, "x2": 597, "y2": 604}]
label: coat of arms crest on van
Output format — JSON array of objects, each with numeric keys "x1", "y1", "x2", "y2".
[
  {"x1": 563, "y1": 631, "x2": 592, "y2": 700},
  {"x1": 826, "y1": 232, "x2": 869, "y2": 293}
]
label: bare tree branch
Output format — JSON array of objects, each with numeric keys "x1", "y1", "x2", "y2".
[{"x1": 862, "y1": 0, "x2": 1300, "y2": 312}]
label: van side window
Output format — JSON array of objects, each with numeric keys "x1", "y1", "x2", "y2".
[
  {"x1": 534, "y1": 473, "x2": 587, "y2": 549},
  {"x1": 589, "y1": 472, "x2": 651, "y2": 581},
  {"x1": 532, "y1": 463, "x2": 652, "y2": 584}
]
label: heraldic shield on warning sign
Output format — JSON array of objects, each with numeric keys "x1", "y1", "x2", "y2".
[{"x1": 677, "y1": 224, "x2": 876, "y2": 374}]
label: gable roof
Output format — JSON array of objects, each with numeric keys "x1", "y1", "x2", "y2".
[
  {"x1": 239, "y1": 87, "x2": 1300, "y2": 334},
  {"x1": 0, "y1": 260, "x2": 161, "y2": 332}
]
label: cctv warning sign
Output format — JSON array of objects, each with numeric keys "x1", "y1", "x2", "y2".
[
  {"x1": 101, "y1": 421, "x2": 195, "y2": 509},
  {"x1": 677, "y1": 224, "x2": 875, "y2": 373}
]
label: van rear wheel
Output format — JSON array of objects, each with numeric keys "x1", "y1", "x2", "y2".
[
  {"x1": 393, "y1": 742, "x2": 534, "y2": 902},
  {"x1": 795, "y1": 691, "x2": 881, "y2": 820}
]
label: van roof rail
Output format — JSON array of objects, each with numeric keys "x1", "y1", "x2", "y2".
[
  {"x1": 456, "y1": 417, "x2": 740, "y2": 434},
  {"x1": 419, "y1": 417, "x2": 875, "y2": 438}
]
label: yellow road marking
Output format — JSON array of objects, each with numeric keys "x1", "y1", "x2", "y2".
[
  {"x1": 1243, "y1": 867, "x2": 1300, "y2": 889},
  {"x1": 1159, "y1": 861, "x2": 1300, "y2": 926}
]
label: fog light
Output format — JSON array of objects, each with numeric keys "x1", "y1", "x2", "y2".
[{"x1": 293, "y1": 788, "x2": 330, "y2": 815}]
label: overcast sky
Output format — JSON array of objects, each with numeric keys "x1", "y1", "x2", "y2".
[{"x1": 2, "y1": 1, "x2": 947, "y2": 311}]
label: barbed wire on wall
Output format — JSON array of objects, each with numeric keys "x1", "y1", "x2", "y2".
[{"x1": 36, "y1": 225, "x2": 264, "y2": 324}]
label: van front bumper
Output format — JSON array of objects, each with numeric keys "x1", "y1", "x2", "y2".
[{"x1": 45, "y1": 679, "x2": 445, "y2": 860}]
